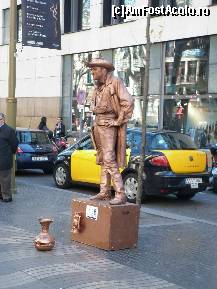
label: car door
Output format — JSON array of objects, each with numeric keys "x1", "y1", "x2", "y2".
[{"x1": 71, "y1": 137, "x2": 101, "y2": 184}]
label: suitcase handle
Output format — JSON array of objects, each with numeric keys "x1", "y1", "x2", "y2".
[{"x1": 71, "y1": 212, "x2": 82, "y2": 234}]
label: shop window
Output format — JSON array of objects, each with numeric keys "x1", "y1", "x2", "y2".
[
  {"x1": 2, "y1": 5, "x2": 22, "y2": 45},
  {"x1": 64, "y1": 0, "x2": 90, "y2": 33},
  {"x1": 113, "y1": 45, "x2": 145, "y2": 96},
  {"x1": 163, "y1": 97, "x2": 217, "y2": 148},
  {"x1": 71, "y1": 51, "x2": 100, "y2": 131},
  {"x1": 103, "y1": 0, "x2": 136, "y2": 26},
  {"x1": 164, "y1": 37, "x2": 209, "y2": 95},
  {"x1": 212, "y1": 0, "x2": 217, "y2": 5},
  {"x1": 146, "y1": 97, "x2": 160, "y2": 129}
]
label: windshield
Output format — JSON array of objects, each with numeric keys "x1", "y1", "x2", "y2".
[
  {"x1": 16, "y1": 131, "x2": 50, "y2": 145},
  {"x1": 127, "y1": 131, "x2": 152, "y2": 155},
  {"x1": 150, "y1": 133, "x2": 197, "y2": 150}
]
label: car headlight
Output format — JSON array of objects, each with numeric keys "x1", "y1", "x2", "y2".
[{"x1": 57, "y1": 155, "x2": 66, "y2": 161}]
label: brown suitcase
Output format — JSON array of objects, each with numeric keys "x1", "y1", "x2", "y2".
[{"x1": 71, "y1": 198, "x2": 140, "y2": 250}]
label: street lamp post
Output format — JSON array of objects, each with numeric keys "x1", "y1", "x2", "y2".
[
  {"x1": 137, "y1": 0, "x2": 151, "y2": 206},
  {"x1": 7, "y1": 0, "x2": 17, "y2": 192}
]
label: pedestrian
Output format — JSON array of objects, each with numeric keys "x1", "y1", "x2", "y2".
[
  {"x1": 87, "y1": 58, "x2": 134, "y2": 205},
  {"x1": 0, "y1": 113, "x2": 18, "y2": 202},
  {"x1": 84, "y1": 112, "x2": 92, "y2": 128},
  {"x1": 54, "y1": 117, "x2": 65, "y2": 138},
  {"x1": 38, "y1": 116, "x2": 49, "y2": 131}
]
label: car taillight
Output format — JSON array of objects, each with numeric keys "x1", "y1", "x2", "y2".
[
  {"x1": 16, "y1": 146, "x2": 23, "y2": 153},
  {"x1": 149, "y1": 155, "x2": 169, "y2": 167}
]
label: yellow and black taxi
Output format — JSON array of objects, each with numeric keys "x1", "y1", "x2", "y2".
[{"x1": 53, "y1": 128, "x2": 209, "y2": 203}]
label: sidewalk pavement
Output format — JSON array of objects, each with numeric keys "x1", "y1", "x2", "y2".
[{"x1": 0, "y1": 181, "x2": 217, "y2": 289}]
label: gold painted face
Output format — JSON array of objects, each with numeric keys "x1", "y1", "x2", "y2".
[{"x1": 90, "y1": 66, "x2": 107, "y2": 81}]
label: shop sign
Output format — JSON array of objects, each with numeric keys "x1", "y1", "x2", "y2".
[
  {"x1": 182, "y1": 49, "x2": 206, "y2": 58},
  {"x1": 22, "y1": 0, "x2": 61, "y2": 50}
]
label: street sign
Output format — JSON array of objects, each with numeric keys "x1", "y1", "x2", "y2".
[
  {"x1": 22, "y1": 0, "x2": 61, "y2": 50},
  {"x1": 76, "y1": 89, "x2": 86, "y2": 105}
]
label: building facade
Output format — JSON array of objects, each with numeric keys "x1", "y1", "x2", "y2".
[{"x1": 0, "y1": 0, "x2": 217, "y2": 147}]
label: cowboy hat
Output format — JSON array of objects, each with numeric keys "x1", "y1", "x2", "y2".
[{"x1": 87, "y1": 58, "x2": 115, "y2": 71}]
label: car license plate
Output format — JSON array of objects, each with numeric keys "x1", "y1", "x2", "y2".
[
  {"x1": 32, "y1": 156, "x2": 48, "y2": 161},
  {"x1": 185, "y1": 178, "x2": 202, "y2": 188}
]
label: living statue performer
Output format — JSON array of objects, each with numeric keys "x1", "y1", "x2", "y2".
[{"x1": 87, "y1": 58, "x2": 134, "y2": 205}]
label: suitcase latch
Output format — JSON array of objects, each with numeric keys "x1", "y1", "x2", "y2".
[{"x1": 72, "y1": 212, "x2": 82, "y2": 234}]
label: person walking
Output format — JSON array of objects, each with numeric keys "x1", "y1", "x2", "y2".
[
  {"x1": 87, "y1": 58, "x2": 134, "y2": 205},
  {"x1": 0, "y1": 113, "x2": 18, "y2": 202}
]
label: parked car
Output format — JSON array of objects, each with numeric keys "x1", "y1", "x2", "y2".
[
  {"x1": 53, "y1": 129, "x2": 209, "y2": 202},
  {"x1": 16, "y1": 128, "x2": 58, "y2": 174}
]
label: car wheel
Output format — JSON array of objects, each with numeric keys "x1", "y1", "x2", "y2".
[
  {"x1": 176, "y1": 191, "x2": 196, "y2": 200},
  {"x1": 123, "y1": 172, "x2": 147, "y2": 203},
  {"x1": 43, "y1": 168, "x2": 53, "y2": 175},
  {"x1": 54, "y1": 163, "x2": 71, "y2": 189}
]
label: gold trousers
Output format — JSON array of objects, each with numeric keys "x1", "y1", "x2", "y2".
[{"x1": 93, "y1": 123, "x2": 125, "y2": 195}]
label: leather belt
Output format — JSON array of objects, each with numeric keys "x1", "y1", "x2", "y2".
[{"x1": 95, "y1": 113, "x2": 116, "y2": 126}]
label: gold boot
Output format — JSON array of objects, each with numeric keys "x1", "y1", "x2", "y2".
[
  {"x1": 109, "y1": 192, "x2": 127, "y2": 205},
  {"x1": 90, "y1": 191, "x2": 112, "y2": 201}
]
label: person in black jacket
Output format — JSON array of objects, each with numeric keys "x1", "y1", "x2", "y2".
[
  {"x1": 54, "y1": 117, "x2": 65, "y2": 139},
  {"x1": 0, "y1": 113, "x2": 18, "y2": 202}
]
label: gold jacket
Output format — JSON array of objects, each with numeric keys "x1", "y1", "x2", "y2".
[{"x1": 91, "y1": 74, "x2": 134, "y2": 168}]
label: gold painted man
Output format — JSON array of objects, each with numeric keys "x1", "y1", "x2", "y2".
[{"x1": 87, "y1": 58, "x2": 134, "y2": 205}]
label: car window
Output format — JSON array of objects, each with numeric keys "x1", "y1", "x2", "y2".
[
  {"x1": 16, "y1": 131, "x2": 50, "y2": 145},
  {"x1": 149, "y1": 134, "x2": 170, "y2": 150},
  {"x1": 150, "y1": 133, "x2": 197, "y2": 150},
  {"x1": 170, "y1": 133, "x2": 197, "y2": 149},
  {"x1": 126, "y1": 130, "x2": 133, "y2": 145},
  {"x1": 128, "y1": 131, "x2": 152, "y2": 155},
  {"x1": 132, "y1": 132, "x2": 142, "y2": 155},
  {"x1": 78, "y1": 137, "x2": 94, "y2": 150}
]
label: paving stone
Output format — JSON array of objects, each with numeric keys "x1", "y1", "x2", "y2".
[
  {"x1": 2, "y1": 280, "x2": 52, "y2": 289},
  {"x1": 23, "y1": 259, "x2": 124, "y2": 279},
  {"x1": 66, "y1": 279, "x2": 182, "y2": 289},
  {"x1": 1, "y1": 180, "x2": 217, "y2": 289},
  {"x1": 0, "y1": 272, "x2": 36, "y2": 289}
]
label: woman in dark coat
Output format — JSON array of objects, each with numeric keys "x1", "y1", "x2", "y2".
[{"x1": 38, "y1": 117, "x2": 49, "y2": 131}]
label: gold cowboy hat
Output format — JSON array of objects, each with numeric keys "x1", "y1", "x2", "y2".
[{"x1": 87, "y1": 58, "x2": 115, "y2": 71}]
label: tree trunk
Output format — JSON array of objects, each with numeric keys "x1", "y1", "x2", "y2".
[{"x1": 136, "y1": 0, "x2": 151, "y2": 206}]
